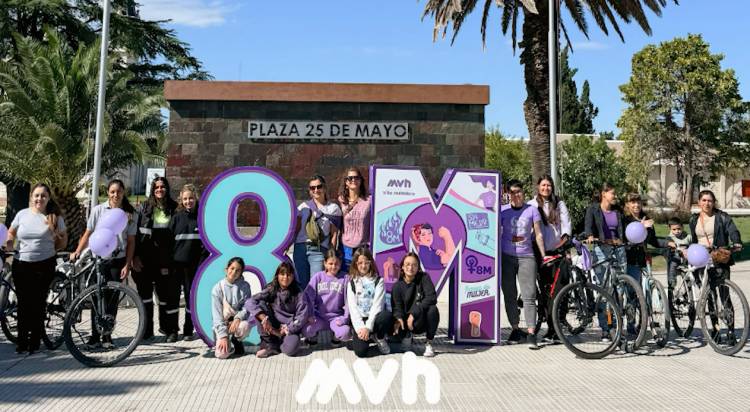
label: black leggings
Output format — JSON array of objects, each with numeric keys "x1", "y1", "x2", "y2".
[
  {"x1": 90, "y1": 257, "x2": 126, "y2": 338},
  {"x1": 351, "y1": 310, "x2": 393, "y2": 358},
  {"x1": 12, "y1": 257, "x2": 55, "y2": 349},
  {"x1": 174, "y1": 262, "x2": 198, "y2": 335},
  {"x1": 394, "y1": 305, "x2": 440, "y2": 341}
]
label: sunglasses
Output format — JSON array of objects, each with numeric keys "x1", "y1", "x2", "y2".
[
  {"x1": 345, "y1": 176, "x2": 361, "y2": 182},
  {"x1": 309, "y1": 184, "x2": 324, "y2": 191}
]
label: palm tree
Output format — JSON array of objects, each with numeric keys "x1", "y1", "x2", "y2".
[
  {"x1": 421, "y1": 0, "x2": 675, "y2": 183},
  {"x1": 0, "y1": 30, "x2": 164, "y2": 248}
]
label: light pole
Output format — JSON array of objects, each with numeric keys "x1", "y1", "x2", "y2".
[
  {"x1": 548, "y1": 0, "x2": 559, "y2": 186},
  {"x1": 90, "y1": 0, "x2": 112, "y2": 212}
]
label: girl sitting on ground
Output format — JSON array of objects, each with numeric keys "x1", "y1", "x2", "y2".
[
  {"x1": 247, "y1": 262, "x2": 309, "y2": 358},
  {"x1": 211, "y1": 257, "x2": 252, "y2": 359},
  {"x1": 303, "y1": 250, "x2": 352, "y2": 345},
  {"x1": 347, "y1": 248, "x2": 393, "y2": 357},
  {"x1": 391, "y1": 252, "x2": 439, "y2": 357}
]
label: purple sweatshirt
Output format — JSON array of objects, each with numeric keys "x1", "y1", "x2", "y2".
[
  {"x1": 246, "y1": 285, "x2": 310, "y2": 335},
  {"x1": 305, "y1": 271, "x2": 349, "y2": 322}
]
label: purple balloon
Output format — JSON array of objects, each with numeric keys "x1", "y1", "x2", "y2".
[
  {"x1": 625, "y1": 221, "x2": 647, "y2": 244},
  {"x1": 89, "y1": 228, "x2": 117, "y2": 258},
  {"x1": 98, "y1": 208, "x2": 128, "y2": 234},
  {"x1": 0, "y1": 223, "x2": 7, "y2": 244},
  {"x1": 687, "y1": 244, "x2": 710, "y2": 268}
]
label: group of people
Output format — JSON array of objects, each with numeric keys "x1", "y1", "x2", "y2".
[
  {"x1": 501, "y1": 176, "x2": 743, "y2": 350},
  {"x1": 3, "y1": 166, "x2": 742, "y2": 358},
  {"x1": 5, "y1": 178, "x2": 205, "y2": 353},
  {"x1": 212, "y1": 167, "x2": 440, "y2": 359}
]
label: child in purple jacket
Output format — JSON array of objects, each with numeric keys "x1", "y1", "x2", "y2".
[
  {"x1": 303, "y1": 250, "x2": 352, "y2": 344},
  {"x1": 247, "y1": 262, "x2": 309, "y2": 358}
]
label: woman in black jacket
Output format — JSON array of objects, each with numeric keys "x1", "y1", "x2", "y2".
[
  {"x1": 391, "y1": 252, "x2": 439, "y2": 357},
  {"x1": 133, "y1": 177, "x2": 179, "y2": 342},
  {"x1": 622, "y1": 193, "x2": 661, "y2": 282},
  {"x1": 170, "y1": 184, "x2": 206, "y2": 340}
]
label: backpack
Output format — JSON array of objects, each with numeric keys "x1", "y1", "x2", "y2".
[{"x1": 305, "y1": 201, "x2": 324, "y2": 246}]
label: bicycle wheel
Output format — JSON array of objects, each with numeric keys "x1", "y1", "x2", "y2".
[
  {"x1": 0, "y1": 270, "x2": 18, "y2": 343},
  {"x1": 645, "y1": 277, "x2": 670, "y2": 348},
  {"x1": 615, "y1": 274, "x2": 648, "y2": 352},
  {"x1": 669, "y1": 275, "x2": 696, "y2": 338},
  {"x1": 552, "y1": 282, "x2": 622, "y2": 359},
  {"x1": 698, "y1": 279, "x2": 750, "y2": 356},
  {"x1": 42, "y1": 274, "x2": 69, "y2": 349},
  {"x1": 63, "y1": 281, "x2": 146, "y2": 367}
]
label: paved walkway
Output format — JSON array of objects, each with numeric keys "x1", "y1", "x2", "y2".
[{"x1": 2, "y1": 263, "x2": 750, "y2": 411}]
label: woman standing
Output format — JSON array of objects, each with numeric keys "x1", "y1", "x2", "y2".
[
  {"x1": 292, "y1": 175, "x2": 342, "y2": 288},
  {"x1": 5, "y1": 184, "x2": 67, "y2": 353},
  {"x1": 133, "y1": 177, "x2": 179, "y2": 342},
  {"x1": 71, "y1": 179, "x2": 136, "y2": 348},
  {"x1": 527, "y1": 175, "x2": 571, "y2": 342},
  {"x1": 500, "y1": 180, "x2": 547, "y2": 350},
  {"x1": 170, "y1": 184, "x2": 206, "y2": 340},
  {"x1": 338, "y1": 167, "x2": 371, "y2": 273}
]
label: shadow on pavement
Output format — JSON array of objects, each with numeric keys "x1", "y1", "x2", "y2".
[{"x1": 0, "y1": 379, "x2": 158, "y2": 403}]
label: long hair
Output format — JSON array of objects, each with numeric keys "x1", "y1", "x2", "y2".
[
  {"x1": 29, "y1": 183, "x2": 61, "y2": 216},
  {"x1": 226, "y1": 256, "x2": 245, "y2": 270},
  {"x1": 338, "y1": 167, "x2": 368, "y2": 204},
  {"x1": 348, "y1": 247, "x2": 379, "y2": 279},
  {"x1": 177, "y1": 183, "x2": 200, "y2": 212},
  {"x1": 592, "y1": 182, "x2": 615, "y2": 203},
  {"x1": 267, "y1": 261, "x2": 301, "y2": 300},
  {"x1": 623, "y1": 193, "x2": 644, "y2": 218},
  {"x1": 398, "y1": 252, "x2": 424, "y2": 281},
  {"x1": 308, "y1": 174, "x2": 328, "y2": 203},
  {"x1": 146, "y1": 176, "x2": 177, "y2": 214},
  {"x1": 535, "y1": 175, "x2": 560, "y2": 226},
  {"x1": 107, "y1": 179, "x2": 136, "y2": 214}
]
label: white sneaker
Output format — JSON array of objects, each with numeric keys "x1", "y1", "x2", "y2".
[
  {"x1": 401, "y1": 332, "x2": 413, "y2": 351},
  {"x1": 423, "y1": 341, "x2": 435, "y2": 357},
  {"x1": 375, "y1": 337, "x2": 391, "y2": 355}
]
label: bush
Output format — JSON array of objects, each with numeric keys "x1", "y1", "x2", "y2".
[{"x1": 485, "y1": 128, "x2": 532, "y2": 195}]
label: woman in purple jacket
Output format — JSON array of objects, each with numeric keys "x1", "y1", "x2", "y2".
[
  {"x1": 247, "y1": 262, "x2": 309, "y2": 358},
  {"x1": 303, "y1": 250, "x2": 351, "y2": 344}
]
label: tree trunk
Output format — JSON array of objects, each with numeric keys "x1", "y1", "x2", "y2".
[
  {"x1": 520, "y1": 4, "x2": 551, "y2": 185},
  {"x1": 55, "y1": 190, "x2": 86, "y2": 251},
  {"x1": 683, "y1": 173, "x2": 694, "y2": 211}
]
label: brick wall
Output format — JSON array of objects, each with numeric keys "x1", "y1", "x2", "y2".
[{"x1": 166, "y1": 100, "x2": 486, "y2": 225}]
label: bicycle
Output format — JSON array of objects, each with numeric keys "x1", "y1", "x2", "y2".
[
  {"x1": 669, "y1": 245, "x2": 749, "y2": 355},
  {"x1": 62, "y1": 250, "x2": 146, "y2": 367},
  {"x1": 551, "y1": 237, "x2": 623, "y2": 359},
  {"x1": 0, "y1": 251, "x2": 18, "y2": 343},
  {"x1": 640, "y1": 251, "x2": 670, "y2": 348}
]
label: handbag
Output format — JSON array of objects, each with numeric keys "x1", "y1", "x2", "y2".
[{"x1": 700, "y1": 214, "x2": 731, "y2": 264}]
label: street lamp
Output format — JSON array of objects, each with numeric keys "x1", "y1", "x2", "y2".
[
  {"x1": 548, "y1": 0, "x2": 559, "y2": 186},
  {"x1": 90, "y1": 0, "x2": 112, "y2": 211}
]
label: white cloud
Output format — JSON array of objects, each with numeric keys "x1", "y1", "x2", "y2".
[{"x1": 137, "y1": 0, "x2": 235, "y2": 28}]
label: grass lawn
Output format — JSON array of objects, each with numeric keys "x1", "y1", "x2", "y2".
[{"x1": 650, "y1": 216, "x2": 750, "y2": 271}]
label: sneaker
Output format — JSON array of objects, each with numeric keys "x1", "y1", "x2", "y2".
[
  {"x1": 305, "y1": 338, "x2": 318, "y2": 347},
  {"x1": 401, "y1": 332, "x2": 413, "y2": 351},
  {"x1": 527, "y1": 334, "x2": 539, "y2": 350},
  {"x1": 375, "y1": 337, "x2": 391, "y2": 355},
  {"x1": 101, "y1": 335, "x2": 114, "y2": 349},
  {"x1": 601, "y1": 331, "x2": 612, "y2": 343},
  {"x1": 256, "y1": 348, "x2": 279, "y2": 358},
  {"x1": 330, "y1": 338, "x2": 343, "y2": 347},
  {"x1": 182, "y1": 334, "x2": 196, "y2": 341},
  {"x1": 423, "y1": 341, "x2": 435, "y2": 357},
  {"x1": 507, "y1": 329, "x2": 524, "y2": 344},
  {"x1": 542, "y1": 330, "x2": 561, "y2": 343},
  {"x1": 87, "y1": 336, "x2": 102, "y2": 348},
  {"x1": 165, "y1": 333, "x2": 178, "y2": 343}
]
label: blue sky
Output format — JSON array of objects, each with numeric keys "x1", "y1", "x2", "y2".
[{"x1": 140, "y1": 0, "x2": 749, "y2": 138}]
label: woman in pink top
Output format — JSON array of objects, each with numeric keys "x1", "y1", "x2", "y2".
[{"x1": 338, "y1": 167, "x2": 371, "y2": 272}]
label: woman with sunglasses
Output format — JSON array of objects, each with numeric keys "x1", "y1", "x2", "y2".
[
  {"x1": 293, "y1": 175, "x2": 342, "y2": 288},
  {"x1": 337, "y1": 167, "x2": 371, "y2": 273}
]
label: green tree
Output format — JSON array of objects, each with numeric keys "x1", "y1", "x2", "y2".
[
  {"x1": 0, "y1": 0, "x2": 209, "y2": 85},
  {"x1": 559, "y1": 47, "x2": 597, "y2": 134},
  {"x1": 618, "y1": 34, "x2": 749, "y2": 209},
  {"x1": 421, "y1": 0, "x2": 674, "y2": 184},
  {"x1": 485, "y1": 128, "x2": 532, "y2": 195},
  {"x1": 559, "y1": 135, "x2": 628, "y2": 232},
  {"x1": 0, "y1": 31, "x2": 164, "y2": 247}
]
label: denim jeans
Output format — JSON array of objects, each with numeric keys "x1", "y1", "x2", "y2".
[{"x1": 293, "y1": 243, "x2": 327, "y2": 288}]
